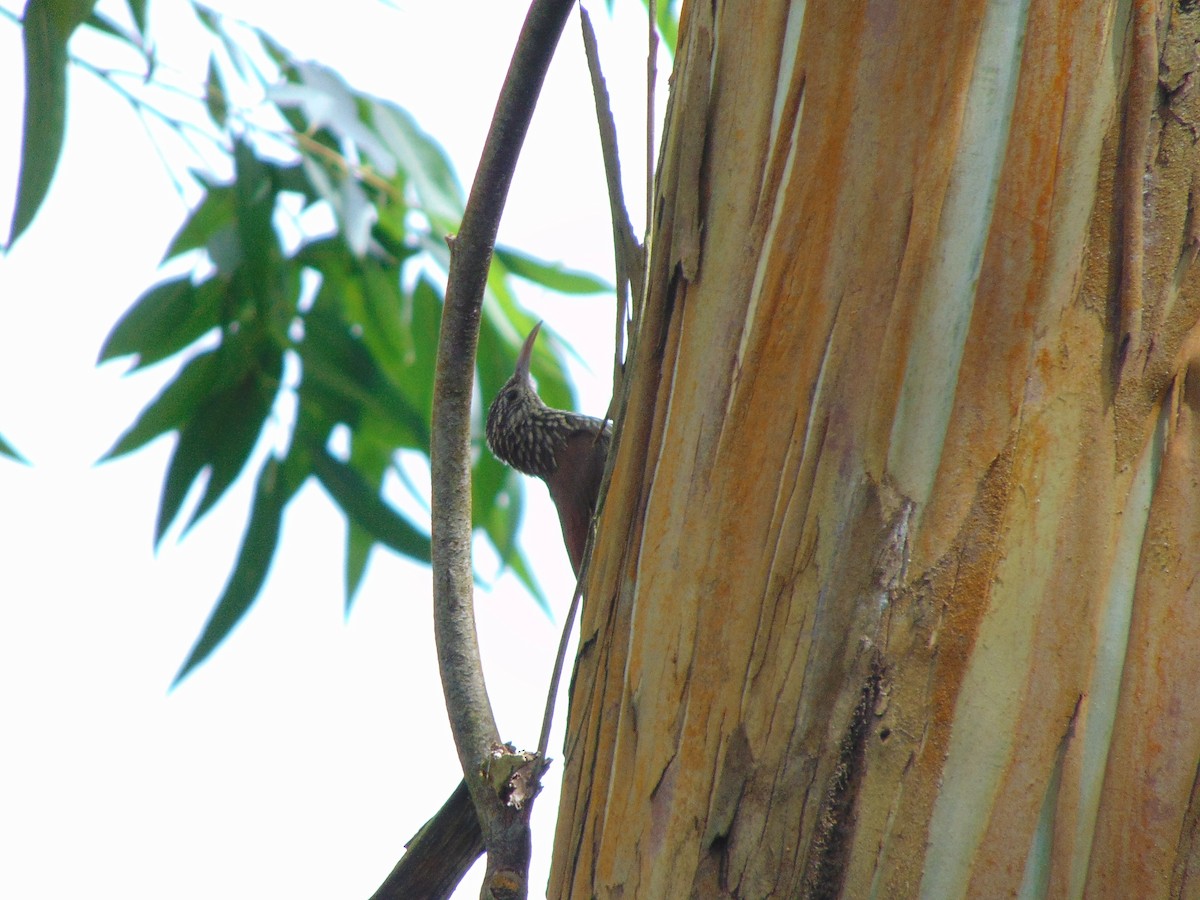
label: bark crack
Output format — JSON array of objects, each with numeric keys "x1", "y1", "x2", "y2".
[{"x1": 798, "y1": 659, "x2": 884, "y2": 900}]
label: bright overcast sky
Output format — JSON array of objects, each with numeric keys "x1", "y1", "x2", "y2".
[{"x1": 0, "y1": 1, "x2": 661, "y2": 896}]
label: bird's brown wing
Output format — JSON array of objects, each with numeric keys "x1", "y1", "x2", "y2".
[{"x1": 542, "y1": 428, "x2": 610, "y2": 576}]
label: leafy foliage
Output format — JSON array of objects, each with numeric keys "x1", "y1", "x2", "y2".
[
  {"x1": 7, "y1": 0, "x2": 98, "y2": 247},
  {"x1": 0, "y1": 432, "x2": 27, "y2": 464},
  {"x1": 8, "y1": 0, "x2": 613, "y2": 681}
]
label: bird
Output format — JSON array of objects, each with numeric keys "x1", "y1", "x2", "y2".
[{"x1": 485, "y1": 322, "x2": 610, "y2": 576}]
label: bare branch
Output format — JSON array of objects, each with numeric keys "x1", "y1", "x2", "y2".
[
  {"x1": 647, "y1": 0, "x2": 658, "y2": 238},
  {"x1": 426, "y1": 0, "x2": 577, "y2": 896},
  {"x1": 579, "y1": 6, "x2": 645, "y2": 406},
  {"x1": 538, "y1": 577, "x2": 584, "y2": 763},
  {"x1": 369, "y1": 781, "x2": 484, "y2": 900}
]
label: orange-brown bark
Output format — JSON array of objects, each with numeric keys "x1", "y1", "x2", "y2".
[{"x1": 551, "y1": 0, "x2": 1200, "y2": 896}]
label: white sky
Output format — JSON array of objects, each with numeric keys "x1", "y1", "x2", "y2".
[{"x1": 0, "y1": 2, "x2": 661, "y2": 896}]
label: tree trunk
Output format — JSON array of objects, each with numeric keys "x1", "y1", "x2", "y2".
[{"x1": 551, "y1": 0, "x2": 1200, "y2": 896}]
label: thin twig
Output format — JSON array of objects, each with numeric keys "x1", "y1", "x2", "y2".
[
  {"x1": 647, "y1": 0, "x2": 658, "y2": 245},
  {"x1": 536, "y1": 511, "x2": 601, "y2": 763},
  {"x1": 427, "y1": 0, "x2": 577, "y2": 897},
  {"x1": 292, "y1": 131, "x2": 401, "y2": 199},
  {"x1": 72, "y1": 57, "x2": 225, "y2": 149},
  {"x1": 580, "y1": 6, "x2": 644, "y2": 407},
  {"x1": 368, "y1": 781, "x2": 485, "y2": 900},
  {"x1": 538, "y1": 579, "x2": 584, "y2": 762}
]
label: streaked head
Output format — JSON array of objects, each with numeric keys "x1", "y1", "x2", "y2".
[{"x1": 485, "y1": 322, "x2": 555, "y2": 476}]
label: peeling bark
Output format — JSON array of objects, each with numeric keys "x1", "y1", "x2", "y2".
[{"x1": 550, "y1": 0, "x2": 1200, "y2": 896}]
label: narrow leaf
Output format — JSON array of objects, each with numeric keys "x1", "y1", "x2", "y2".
[
  {"x1": 507, "y1": 546, "x2": 551, "y2": 617},
  {"x1": 204, "y1": 55, "x2": 228, "y2": 127},
  {"x1": 297, "y1": 282, "x2": 429, "y2": 449},
  {"x1": 343, "y1": 437, "x2": 392, "y2": 612},
  {"x1": 494, "y1": 246, "x2": 611, "y2": 295},
  {"x1": 475, "y1": 466, "x2": 549, "y2": 613},
  {"x1": 270, "y1": 64, "x2": 395, "y2": 174},
  {"x1": 183, "y1": 352, "x2": 282, "y2": 532},
  {"x1": 192, "y1": 4, "x2": 219, "y2": 33},
  {"x1": 345, "y1": 522, "x2": 374, "y2": 611},
  {"x1": 231, "y1": 141, "x2": 278, "y2": 301},
  {"x1": 271, "y1": 161, "x2": 322, "y2": 205},
  {"x1": 403, "y1": 276, "x2": 443, "y2": 425},
  {"x1": 154, "y1": 349, "x2": 281, "y2": 543},
  {"x1": 164, "y1": 185, "x2": 236, "y2": 261},
  {"x1": 656, "y1": 0, "x2": 679, "y2": 56},
  {"x1": 101, "y1": 350, "x2": 222, "y2": 460},
  {"x1": 125, "y1": 0, "x2": 147, "y2": 36},
  {"x1": 7, "y1": 0, "x2": 84, "y2": 246},
  {"x1": 312, "y1": 446, "x2": 431, "y2": 563},
  {"x1": 0, "y1": 433, "x2": 29, "y2": 464},
  {"x1": 368, "y1": 100, "x2": 464, "y2": 226},
  {"x1": 172, "y1": 457, "x2": 299, "y2": 685},
  {"x1": 155, "y1": 415, "x2": 211, "y2": 545},
  {"x1": 98, "y1": 275, "x2": 223, "y2": 369},
  {"x1": 84, "y1": 12, "x2": 127, "y2": 42},
  {"x1": 194, "y1": 4, "x2": 249, "y2": 81}
]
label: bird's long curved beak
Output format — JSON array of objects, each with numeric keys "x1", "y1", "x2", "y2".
[{"x1": 514, "y1": 321, "x2": 542, "y2": 382}]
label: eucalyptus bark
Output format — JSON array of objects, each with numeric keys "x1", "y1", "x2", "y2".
[{"x1": 552, "y1": 1, "x2": 1200, "y2": 897}]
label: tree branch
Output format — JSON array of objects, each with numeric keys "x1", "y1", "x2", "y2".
[
  {"x1": 425, "y1": 0, "x2": 577, "y2": 897},
  {"x1": 579, "y1": 5, "x2": 645, "y2": 414},
  {"x1": 368, "y1": 780, "x2": 484, "y2": 900}
]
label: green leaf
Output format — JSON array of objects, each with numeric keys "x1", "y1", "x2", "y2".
[
  {"x1": 271, "y1": 64, "x2": 395, "y2": 172},
  {"x1": 472, "y1": 450, "x2": 510, "y2": 544},
  {"x1": 231, "y1": 140, "x2": 278, "y2": 300},
  {"x1": 192, "y1": 3, "x2": 219, "y2": 32},
  {"x1": 494, "y1": 246, "x2": 611, "y2": 295},
  {"x1": 193, "y1": 4, "x2": 251, "y2": 81},
  {"x1": 473, "y1": 459, "x2": 555, "y2": 613},
  {"x1": 345, "y1": 521, "x2": 374, "y2": 609},
  {"x1": 298, "y1": 307, "x2": 428, "y2": 449},
  {"x1": 349, "y1": 260, "x2": 412, "y2": 373},
  {"x1": 368, "y1": 100, "x2": 464, "y2": 227},
  {"x1": 0, "y1": 433, "x2": 28, "y2": 464},
  {"x1": 204, "y1": 55, "x2": 228, "y2": 127},
  {"x1": 172, "y1": 455, "x2": 303, "y2": 685},
  {"x1": 97, "y1": 275, "x2": 224, "y2": 369},
  {"x1": 253, "y1": 27, "x2": 296, "y2": 78},
  {"x1": 156, "y1": 346, "x2": 282, "y2": 543},
  {"x1": 125, "y1": 0, "x2": 147, "y2": 36},
  {"x1": 343, "y1": 435, "x2": 391, "y2": 610},
  {"x1": 7, "y1": 0, "x2": 97, "y2": 247},
  {"x1": 164, "y1": 184, "x2": 235, "y2": 261},
  {"x1": 402, "y1": 276, "x2": 443, "y2": 425},
  {"x1": 84, "y1": 12, "x2": 128, "y2": 42},
  {"x1": 186, "y1": 351, "x2": 282, "y2": 530},
  {"x1": 102, "y1": 350, "x2": 223, "y2": 459},
  {"x1": 655, "y1": 0, "x2": 679, "y2": 56},
  {"x1": 473, "y1": 465, "x2": 550, "y2": 615},
  {"x1": 507, "y1": 545, "x2": 551, "y2": 617},
  {"x1": 271, "y1": 161, "x2": 322, "y2": 205},
  {"x1": 312, "y1": 446, "x2": 431, "y2": 563},
  {"x1": 296, "y1": 244, "x2": 430, "y2": 448}
]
